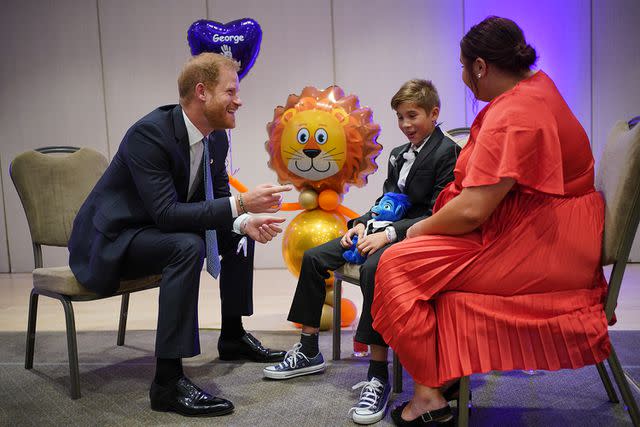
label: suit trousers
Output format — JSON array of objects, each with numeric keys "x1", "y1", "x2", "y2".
[
  {"x1": 287, "y1": 236, "x2": 393, "y2": 347},
  {"x1": 121, "y1": 227, "x2": 255, "y2": 358}
]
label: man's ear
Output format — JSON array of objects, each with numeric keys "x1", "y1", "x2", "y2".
[{"x1": 195, "y1": 82, "x2": 207, "y2": 102}]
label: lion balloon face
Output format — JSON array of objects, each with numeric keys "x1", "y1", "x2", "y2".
[
  {"x1": 280, "y1": 109, "x2": 347, "y2": 181},
  {"x1": 266, "y1": 86, "x2": 382, "y2": 195}
]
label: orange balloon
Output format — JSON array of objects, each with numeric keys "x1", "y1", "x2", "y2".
[
  {"x1": 318, "y1": 189, "x2": 340, "y2": 211},
  {"x1": 340, "y1": 298, "x2": 357, "y2": 327}
]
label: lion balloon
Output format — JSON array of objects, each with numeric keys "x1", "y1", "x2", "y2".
[
  {"x1": 265, "y1": 85, "x2": 382, "y2": 330},
  {"x1": 266, "y1": 86, "x2": 382, "y2": 199}
]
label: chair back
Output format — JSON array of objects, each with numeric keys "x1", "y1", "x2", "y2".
[
  {"x1": 594, "y1": 121, "x2": 640, "y2": 319},
  {"x1": 445, "y1": 127, "x2": 471, "y2": 148},
  {"x1": 10, "y1": 147, "x2": 107, "y2": 248}
]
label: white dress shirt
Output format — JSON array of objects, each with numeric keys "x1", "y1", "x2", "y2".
[
  {"x1": 182, "y1": 110, "x2": 249, "y2": 234},
  {"x1": 385, "y1": 132, "x2": 433, "y2": 243},
  {"x1": 397, "y1": 133, "x2": 432, "y2": 192}
]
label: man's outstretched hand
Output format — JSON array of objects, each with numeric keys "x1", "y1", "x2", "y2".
[
  {"x1": 243, "y1": 216, "x2": 286, "y2": 244},
  {"x1": 241, "y1": 184, "x2": 292, "y2": 214}
]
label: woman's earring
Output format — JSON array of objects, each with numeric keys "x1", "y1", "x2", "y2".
[{"x1": 477, "y1": 73, "x2": 481, "y2": 78}]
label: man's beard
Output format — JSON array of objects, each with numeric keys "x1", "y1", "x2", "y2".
[{"x1": 204, "y1": 103, "x2": 234, "y2": 129}]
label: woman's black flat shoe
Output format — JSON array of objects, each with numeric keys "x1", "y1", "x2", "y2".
[{"x1": 390, "y1": 402, "x2": 454, "y2": 426}]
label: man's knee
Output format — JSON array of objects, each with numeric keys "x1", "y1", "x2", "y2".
[{"x1": 173, "y1": 233, "x2": 205, "y2": 262}]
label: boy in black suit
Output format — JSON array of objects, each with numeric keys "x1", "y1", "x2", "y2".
[{"x1": 263, "y1": 79, "x2": 460, "y2": 425}]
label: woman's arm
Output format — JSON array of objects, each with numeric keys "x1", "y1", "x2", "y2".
[{"x1": 406, "y1": 178, "x2": 516, "y2": 238}]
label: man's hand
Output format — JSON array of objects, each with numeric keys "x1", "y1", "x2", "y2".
[
  {"x1": 340, "y1": 223, "x2": 365, "y2": 248},
  {"x1": 241, "y1": 184, "x2": 292, "y2": 214},
  {"x1": 356, "y1": 232, "x2": 389, "y2": 256},
  {"x1": 243, "y1": 216, "x2": 286, "y2": 244}
]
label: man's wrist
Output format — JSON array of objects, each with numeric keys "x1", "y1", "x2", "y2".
[
  {"x1": 232, "y1": 213, "x2": 251, "y2": 234},
  {"x1": 237, "y1": 193, "x2": 248, "y2": 214}
]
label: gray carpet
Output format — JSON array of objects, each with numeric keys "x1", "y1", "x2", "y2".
[{"x1": 0, "y1": 329, "x2": 638, "y2": 426}]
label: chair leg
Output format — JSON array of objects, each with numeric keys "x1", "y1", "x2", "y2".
[
  {"x1": 59, "y1": 296, "x2": 81, "y2": 399},
  {"x1": 607, "y1": 346, "x2": 640, "y2": 426},
  {"x1": 117, "y1": 293, "x2": 130, "y2": 346},
  {"x1": 392, "y1": 351, "x2": 403, "y2": 393},
  {"x1": 457, "y1": 376, "x2": 471, "y2": 427},
  {"x1": 333, "y1": 278, "x2": 342, "y2": 361},
  {"x1": 596, "y1": 361, "x2": 619, "y2": 403},
  {"x1": 25, "y1": 289, "x2": 39, "y2": 369}
]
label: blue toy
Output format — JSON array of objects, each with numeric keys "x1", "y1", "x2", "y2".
[{"x1": 342, "y1": 192, "x2": 411, "y2": 264}]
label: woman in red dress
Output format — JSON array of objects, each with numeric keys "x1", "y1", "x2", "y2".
[{"x1": 372, "y1": 16, "x2": 611, "y2": 426}]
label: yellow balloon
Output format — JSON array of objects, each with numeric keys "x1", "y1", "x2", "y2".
[
  {"x1": 325, "y1": 289, "x2": 334, "y2": 306},
  {"x1": 298, "y1": 189, "x2": 319, "y2": 210},
  {"x1": 319, "y1": 304, "x2": 333, "y2": 331},
  {"x1": 282, "y1": 209, "x2": 347, "y2": 277}
]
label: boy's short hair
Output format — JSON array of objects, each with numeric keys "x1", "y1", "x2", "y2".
[{"x1": 390, "y1": 79, "x2": 441, "y2": 112}]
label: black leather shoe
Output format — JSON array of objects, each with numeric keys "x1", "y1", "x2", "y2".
[
  {"x1": 149, "y1": 376, "x2": 234, "y2": 417},
  {"x1": 218, "y1": 332, "x2": 286, "y2": 362},
  {"x1": 390, "y1": 402, "x2": 454, "y2": 426}
]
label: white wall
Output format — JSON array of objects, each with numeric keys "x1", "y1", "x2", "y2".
[
  {"x1": 592, "y1": 0, "x2": 640, "y2": 260},
  {"x1": 0, "y1": 0, "x2": 638, "y2": 271},
  {"x1": 1, "y1": 0, "x2": 108, "y2": 271}
]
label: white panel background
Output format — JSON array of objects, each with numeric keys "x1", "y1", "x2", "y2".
[
  {"x1": 592, "y1": 0, "x2": 640, "y2": 260},
  {"x1": 99, "y1": 0, "x2": 206, "y2": 158},
  {"x1": 333, "y1": 0, "x2": 465, "y2": 218},
  {"x1": 463, "y1": 0, "x2": 592, "y2": 138},
  {"x1": 208, "y1": 0, "x2": 335, "y2": 268},
  {"x1": 0, "y1": 1, "x2": 638, "y2": 271},
  {"x1": 0, "y1": 0, "x2": 107, "y2": 271}
]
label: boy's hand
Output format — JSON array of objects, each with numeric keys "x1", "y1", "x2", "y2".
[
  {"x1": 340, "y1": 223, "x2": 365, "y2": 248},
  {"x1": 356, "y1": 232, "x2": 389, "y2": 256},
  {"x1": 358, "y1": 233, "x2": 389, "y2": 256}
]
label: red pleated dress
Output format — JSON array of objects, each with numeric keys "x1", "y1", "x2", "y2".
[{"x1": 371, "y1": 71, "x2": 611, "y2": 387}]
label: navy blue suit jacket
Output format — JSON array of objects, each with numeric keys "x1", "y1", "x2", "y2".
[{"x1": 69, "y1": 104, "x2": 234, "y2": 296}]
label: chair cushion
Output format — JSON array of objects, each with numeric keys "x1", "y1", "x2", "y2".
[
  {"x1": 336, "y1": 263, "x2": 361, "y2": 282},
  {"x1": 33, "y1": 266, "x2": 161, "y2": 299},
  {"x1": 596, "y1": 120, "x2": 640, "y2": 264}
]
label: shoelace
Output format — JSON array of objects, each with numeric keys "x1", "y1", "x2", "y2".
[
  {"x1": 348, "y1": 378, "x2": 385, "y2": 414},
  {"x1": 276, "y1": 343, "x2": 309, "y2": 369}
]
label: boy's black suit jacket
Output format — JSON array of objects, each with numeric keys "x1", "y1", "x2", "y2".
[{"x1": 349, "y1": 126, "x2": 460, "y2": 240}]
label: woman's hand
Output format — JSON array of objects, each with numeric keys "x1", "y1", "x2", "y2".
[{"x1": 340, "y1": 223, "x2": 366, "y2": 248}]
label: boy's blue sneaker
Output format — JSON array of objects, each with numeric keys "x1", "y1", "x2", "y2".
[
  {"x1": 348, "y1": 377, "x2": 391, "y2": 424},
  {"x1": 262, "y1": 343, "x2": 326, "y2": 379}
]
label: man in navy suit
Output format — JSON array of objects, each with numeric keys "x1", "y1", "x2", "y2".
[{"x1": 69, "y1": 53, "x2": 291, "y2": 417}]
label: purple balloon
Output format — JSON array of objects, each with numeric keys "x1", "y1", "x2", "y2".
[{"x1": 187, "y1": 18, "x2": 262, "y2": 80}]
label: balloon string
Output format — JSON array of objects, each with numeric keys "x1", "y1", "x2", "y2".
[
  {"x1": 228, "y1": 174, "x2": 248, "y2": 192},
  {"x1": 228, "y1": 172, "x2": 359, "y2": 219},
  {"x1": 336, "y1": 205, "x2": 358, "y2": 219}
]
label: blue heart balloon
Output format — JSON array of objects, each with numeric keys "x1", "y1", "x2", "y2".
[{"x1": 187, "y1": 18, "x2": 262, "y2": 80}]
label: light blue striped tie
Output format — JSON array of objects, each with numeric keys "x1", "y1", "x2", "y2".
[{"x1": 203, "y1": 135, "x2": 221, "y2": 279}]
